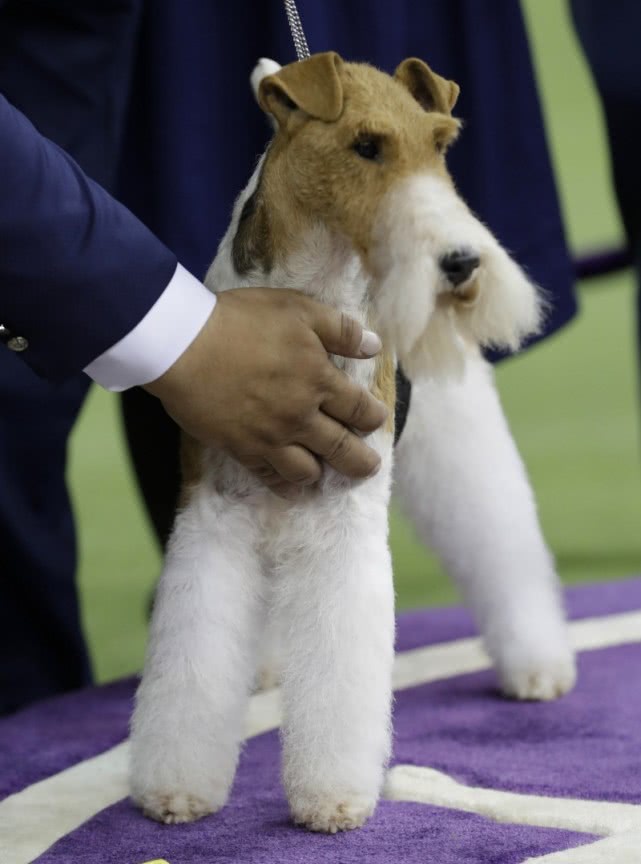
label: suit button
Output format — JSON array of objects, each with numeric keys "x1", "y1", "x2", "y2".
[{"x1": 7, "y1": 336, "x2": 28, "y2": 352}]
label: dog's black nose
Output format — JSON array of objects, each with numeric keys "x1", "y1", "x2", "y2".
[{"x1": 439, "y1": 249, "x2": 480, "y2": 286}]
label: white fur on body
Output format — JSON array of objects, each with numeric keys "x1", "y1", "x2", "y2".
[{"x1": 130, "y1": 57, "x2": 575, "y2": 833}]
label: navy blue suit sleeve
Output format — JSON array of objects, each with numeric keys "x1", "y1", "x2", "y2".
[{"x1": 0, "y1": 92, "x2": 178, "y2": 380}]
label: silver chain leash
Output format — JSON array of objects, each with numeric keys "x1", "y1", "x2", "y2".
[{"x1": 283, "y1": 0, "x2": 311, "y2": 61}]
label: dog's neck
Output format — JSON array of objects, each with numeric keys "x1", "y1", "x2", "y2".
[
  {"x1": 205, "y1": 159, "x2": 375, "y2": 358},
  {"x1": 266, "y1": 226, "x2": 369, "y2": 322}
]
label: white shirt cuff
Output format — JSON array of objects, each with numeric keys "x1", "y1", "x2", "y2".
[{"x1": 84, "y1": 262, "x2": 217, "y2": 392}]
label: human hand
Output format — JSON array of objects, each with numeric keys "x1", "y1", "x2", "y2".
[{"x1": 143, "y1": 287, "x2": 387, "y2": 496}]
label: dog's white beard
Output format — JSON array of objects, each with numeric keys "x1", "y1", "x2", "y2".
[{"x1": 368, "y1": 174, "x2": 543, "y2": 378}]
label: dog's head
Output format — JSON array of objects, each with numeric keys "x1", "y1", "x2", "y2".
[{"x1": 251, "y1": 53, "x2": 541, "y2": 376}]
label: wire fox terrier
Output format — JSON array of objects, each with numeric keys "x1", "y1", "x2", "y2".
[{"x1": 130, "y1": 52, "x2": 576, "y2": 833}]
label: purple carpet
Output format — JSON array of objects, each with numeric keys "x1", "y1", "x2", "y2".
[{"x1": 3, "y1": 578, "x2": 641, "y2": 864}]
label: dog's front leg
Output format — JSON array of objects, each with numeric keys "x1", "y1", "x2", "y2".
[
  {"x1": 272, "y1": 467, "x2": 395, "y2": 833},
  {"x1": 129, "y1": 489, "x2": 264, "y2": 823},
  {"x1": 394, "y1": 351, "x2": 576, "y2": 700}
]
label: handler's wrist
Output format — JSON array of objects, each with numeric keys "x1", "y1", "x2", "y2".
[{"x1": 85, "y1": 263, "x2": 217, "y2": 392}]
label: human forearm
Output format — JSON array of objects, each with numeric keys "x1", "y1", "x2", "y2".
[{"x1": 0, "y1": 92, "x2": 178, "y2": 380}]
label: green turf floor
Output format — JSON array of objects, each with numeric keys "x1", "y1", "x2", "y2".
[{"x1": 69, "y1": 0, "x2": 641, "y2": 684}]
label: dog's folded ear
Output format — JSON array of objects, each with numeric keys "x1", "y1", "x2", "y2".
[
  {"x1": 258, "y1": 51, "x2": 344, "y2": 128},
  {"x1": 394, "y1": 58, "x2": 459, "y2": 115}
]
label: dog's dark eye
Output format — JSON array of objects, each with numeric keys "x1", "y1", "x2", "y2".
[{"x1": 353, "y1": 136, "x2": 381, "y2": 161}]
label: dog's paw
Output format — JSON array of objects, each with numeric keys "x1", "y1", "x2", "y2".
[
  {"x1": 498, "y1": 647, "x2": 576, "y2": 701},
  {"x1": 290, "y1": 793, "x2": 375, "y2": 833},
  {"x1": 135, "y1": 789, "x2": 223, "y2": 825}
]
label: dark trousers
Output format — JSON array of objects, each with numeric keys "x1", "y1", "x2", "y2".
[
  {"x1": 0, "y1": 0, "x2": 180, "y2": 714},
  {"x1": 571, "y1": 1, "x2": 641, "y2": 369}
]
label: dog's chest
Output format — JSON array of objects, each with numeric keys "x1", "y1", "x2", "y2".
[{"x1": 270, "y1": 229, "x2": 376, "y2": 390}]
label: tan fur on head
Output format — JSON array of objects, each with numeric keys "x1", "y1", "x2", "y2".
[{"x1": 246, "y1": 56, "x2": 461, "y2": 269}]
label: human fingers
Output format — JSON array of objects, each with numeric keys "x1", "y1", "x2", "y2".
[
  {"x1": 242, "y1": 447, "x2": 322, "y2": 497},
  {"x1": 264, "y1": 446, "x2": 322, "y2": 486},
  {"x1": 299, "y1": 413, "x2": 381, "y2": 479},
  {"x1": 321, "y1": 366, "x2": 388, "y2": 434},
  {"x1": 307, "y1": 301, "x2": 382, "y2": 359},
  {"x1": 240, "y1": 455, "x2": 303, "y2": 500}
]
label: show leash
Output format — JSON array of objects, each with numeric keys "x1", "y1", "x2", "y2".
[{"x1": 283, "y1": 0, "x2": 311, "y2": 61}]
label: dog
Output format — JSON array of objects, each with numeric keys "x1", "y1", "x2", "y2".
[{"x1": 129, "y1": 52, "x2": 576, "y2": 834}]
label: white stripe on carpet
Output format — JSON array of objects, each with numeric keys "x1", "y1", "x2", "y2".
[
  {"x1": 522, "y1": 831, "x2": 641, "y2": 863},
  {"x1": 384, "y1": 764, "x2": 641, "y2": 835},
  {"x1": 1, "y1": 609, "x2": 640, "y2": 864},
  {"x1": 0, "y1": 743, "x2": 130, "y2": 864}
]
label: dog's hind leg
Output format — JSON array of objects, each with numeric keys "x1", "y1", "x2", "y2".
[
  {"x1": 394, "y1": 351, "x2": 576, "y2": 701},
  {"x1": 129, "y1": 489, "x2": 265, "y2": 823},
  {"x1": 272, "y1": 464, "x2": 395, "y2": 832}
]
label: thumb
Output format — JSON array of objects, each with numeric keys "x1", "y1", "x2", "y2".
[{"x1": 309, "y1": 303, "x2": 382, "y2": 359}]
